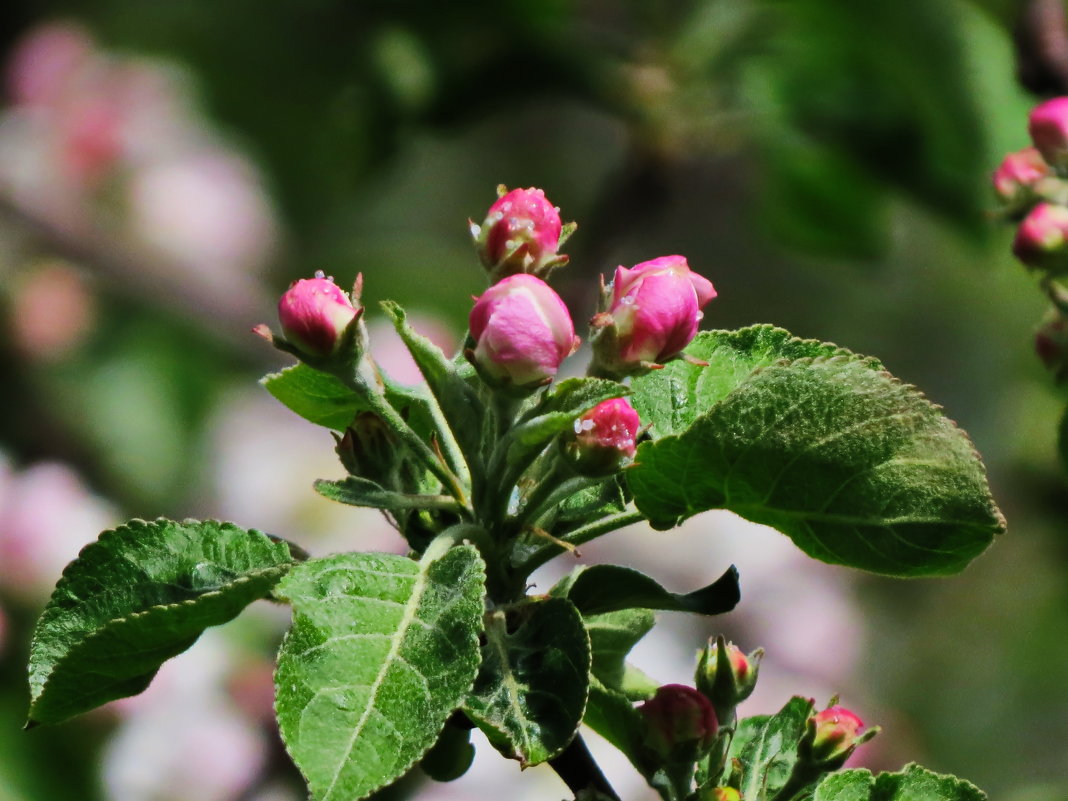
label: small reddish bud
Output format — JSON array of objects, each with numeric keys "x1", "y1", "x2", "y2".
[
  {"x1": 992, "y1": 147, "x2": 1050, "y2": 208},
  {"x1": 590, "y1": 255, "x2": 716, "y2": 377},
  {"x1": 278, "y1": 274, "x2": 360, "y2": 358},
  {"x1": 562, "y1": 397, "x2": 641, "y2": 476},
  {"x1": 699, "y1": 788, "x2": 741, "y2": 801},
  {"x1": 1035, "y1": 307, "x2": 1068, "y2": 380},
  {"x1": 1030, "y1": 97, "x2": 1068, "y2": 170},
  {"x1": 798, "y1": 703, "x2": 876, "y2": 770},
  {"x1": 1013, "y1": 202, "x2": 1068, "y2": 269},
  {"x1": 468, "y1": 273, "x2": 578, "y2": 390},
  {"x1": 472, "y1": 187, "x2": 571, "y2": 280},
  {"x1": 639, "y1": 684, "x2": 718, "y2": 761}
]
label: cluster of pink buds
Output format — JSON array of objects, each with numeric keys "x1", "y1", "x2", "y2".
[
  {"x1": 995, "y1": 98, "x2": 1068, "y2": 267},
  {"x1": 267, "y1": 185, "x2": 715, "y2": 399}
]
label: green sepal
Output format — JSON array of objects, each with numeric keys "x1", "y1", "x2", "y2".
[
  {"x1": 27, "y1": 518, "x2": 298, "y2": 726},
  {"x1": 274, "y1": 544, "x2": 486, "y2": 801},
  {"x1": 463, "y1": 597, "x2": 590, "y2": 767}
]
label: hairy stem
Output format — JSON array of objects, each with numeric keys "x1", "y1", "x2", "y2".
[{"x1": 514, "y1": 508, "x2": 645, "y2": 576}]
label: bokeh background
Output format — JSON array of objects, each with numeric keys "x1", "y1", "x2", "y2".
[{"x1": 0, "y1": 0, "x2": 1064, "y2": 799}]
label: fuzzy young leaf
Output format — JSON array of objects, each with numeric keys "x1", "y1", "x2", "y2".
[
  {"x1": 584, "y1": 608, "x2": 657, "y2": 699},
  {"x1": 463, "y1": 597, "x2": 590, "y2": 766},
  {"x1": 585, "y1": 681, "x2": 654, "y2": 780},
  {"x1": 731, "y1": 697, "x2": 814, "y2": 801},
  {"x1": 274, "y1": 545, "x2": 485, "y2": 801},
  {"x1": 628, "y1": 355, "x2": 1004, "y2": 577},
  {"x1": 558, "y1": 564, "x2": 739, "y2": 617},
  {"x1": 814, "y1": 764, "x2": 987, "y2": 801},
  {"x1": 314, "y1": 476, "x2": 462, "y2": 512},
  {"x1": 262, "y1": 363, "x2": 363, "y2": 431},
  {"x1": 28, "y1": 519, "x2": 296, "y2": 726},
  {"x1": 630, "y1": 327, "x2": 865, "y2": 439}
]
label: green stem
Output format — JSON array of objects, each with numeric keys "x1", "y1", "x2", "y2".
[
  {"x1": 514, "y1": 470, "x2": 602, "y2": 532},
  {"x1": 422, "y1": 385, "x2": 472, "y2": 489},
  {"x1": 513, "y1": 508, "x2": 645, "y2": 576},
  {"x1": 548, "y1": 734, "x2": 621, "y2": 801},
  {"x1": 343, "y1": 360, "x2": 469, "y2": 507},
  {"x1": 768, "y1": 761, "x2": 824, "y2": 801}
]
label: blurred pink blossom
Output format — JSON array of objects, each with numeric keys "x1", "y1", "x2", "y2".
[{"x1": 0, "y1": 455, "x2": 118, "y2": 603}]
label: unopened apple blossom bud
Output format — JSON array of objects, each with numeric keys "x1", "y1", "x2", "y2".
[
  {"x1": 1030, "y1": 97, "x2": 1068, "y2": 171},
  {"x1": 699, "y1": 788, "x2": 741, "y2": 801},
  {"x1": 561, "y1": 398, "x2": 641, "y2": 476},
  {"x1": 1035, "y1": 307, "x2": 1068, "y2": 381},
  {"x1": 589, "y1": 255, "x2": 716, "y2": 378},
  {"x1": 798, "y1": 704, "x2": 873, "y2": 769},
  {"x1": 471, "y1": 186, "x2": 573, "y2": 281},
  {"x1": 1013, "y1": 202, "x2": 1068, "y2": 270},
  {"x1": 278, "y1": 274, "x2": 361, "y2": 358},
  {"x1": 992, "y1": 147, "x2": 1050, "y2": 209},
  {"x1": 639, "y1": 684, "x2": 718, "y2": 762},
  {"x1": 468, "y1": 273, "x2": 578, "y2": 391},
  {"x1": 696, "y1": 637, "x2": 762, "y2": 725}
]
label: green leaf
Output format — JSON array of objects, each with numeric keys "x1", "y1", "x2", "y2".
[
  {"x1": 274, "y1": 545, "x2": 485, "y2": 801},
  {"x1": 584, "y1": 608, "x2": 657, "y2": 699},
  {"x1": 630, "y1": 327, "x2": 867, "y2": 439},
  {"x1": 507, "y1": 378, "x2": 628, "y2": 471},
  {"x1": 814, "y1": 764, "x2": 987, "y2": 801},
  {"x1": 731, "y1": 697, "x2": 814, "y2": 801},
  {"x1": 463, "y1": 597, "x2": 591, "y2": 766},
  {"x1": 628, "y1": 354, "x2": 1004, "y2": 576},
  {"x1": 558, "y1": 564, "x2": 739, "y2": 617},
  {"x1": 314, "y1": 476, "x2": 462, "y2": 512},
  {"x1": 262, "y1": 363, "x2": 364, "y2": 431},
  {"x1": 28, "y1": 519, "x2": 296, "y2": 726},
  {"x1": 381, "y1": 301, "x2": 483, "y2": 470},
  {"x1": 584, "y1": 681, "x2": 653, "y2": 780}
]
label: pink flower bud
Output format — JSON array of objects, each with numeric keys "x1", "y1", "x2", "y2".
[
  {"x1": 591, "y1": 255, "x2": 716, "y2": 376},
  {"x1": 1013, "y1": 202, "x2": 1068, "y2": 269},
  {"x1": 1030, "y1": 97, "x2": 1068, "y2": 170},
  {"x1": 1035, "y1": 308, "x2": 1068, "y2": 379},
  {"x1": 468, "y1": 273, "x2": 578, "y2": 388},
  {"x1": 639, "y1": 684, "x2": 718, "y2": 760},
  {"x1": 809, "y1": 705, "x2": 864, "y2": 759},
  {"x1": 473, "y1": 187, "x2": 568, "y2": 279},
  {"x1": 992, "y1": 147, "x2": 1050, "y2": 205},
  {"x1": 562, "y1": 398, "x2": 641, "y2": 475},
  {"x1": 277, "y1": 275, "x2": 360, "y2": 358}
]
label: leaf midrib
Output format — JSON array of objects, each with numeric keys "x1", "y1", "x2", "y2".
[{"x1": 322, "y1": 564, "x2": 427, "y2": 801}]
